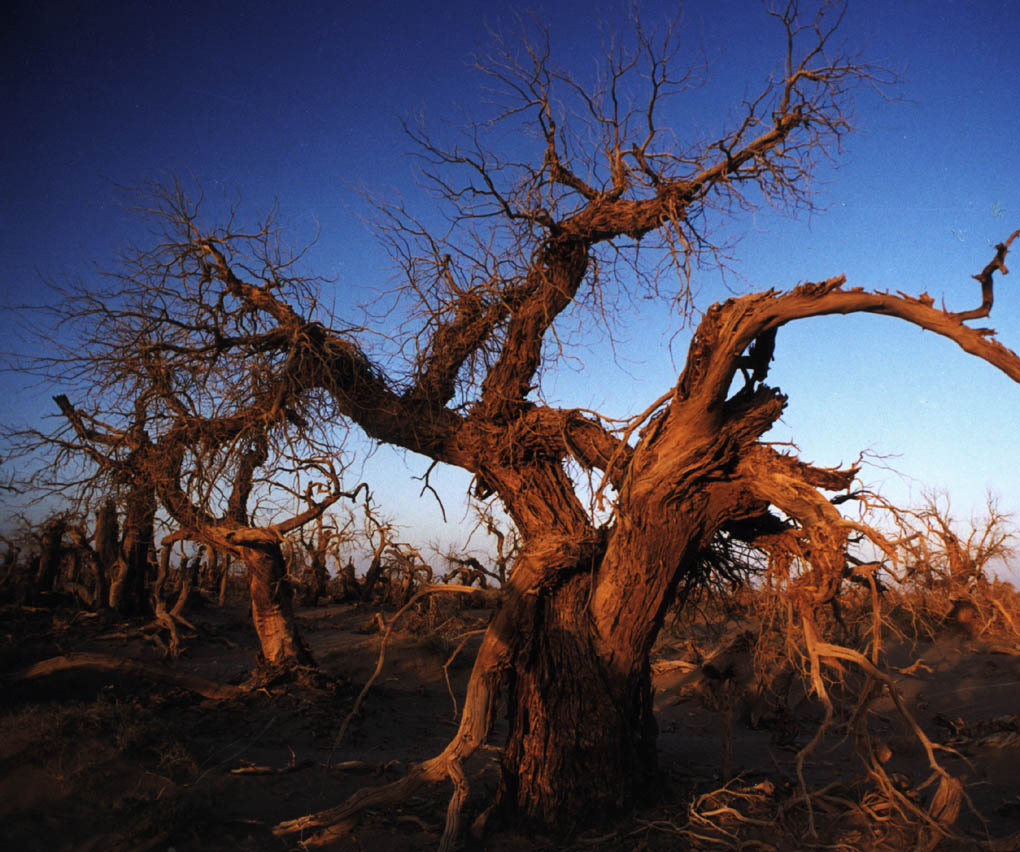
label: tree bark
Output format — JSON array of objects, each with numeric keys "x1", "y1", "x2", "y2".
[
  {"x1": 32, "y1": 517, "x2": 66, "y2": 598},
  {"x1": 229, "y1": 533, "x2": 313, "y2": 667},
  {"x1": 171, "y1": 553, "x2": 199, "y2": 619},
  {"x1": 497, "y1": 571, "x2": 658, "y2": 826},
  {"x1": 481, "y1": 382, "x2": 780, "y2": 824},
  {"x1": 92, "y1": 500, "x2": 118, "y2": 609},
  {"x1": 360, "y1": 544, "x2": 387, "y2": 602},
  {"x1": 108, "y1": 490, "x2": 155, "y2": 615},
  {"x1": 217, "y1": 552, "x2": 232, "y2": 606}
]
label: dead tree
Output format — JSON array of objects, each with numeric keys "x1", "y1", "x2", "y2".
[
  {"x1": 31, "y1": 515, "x2": 67, "y2": 600},
  {"x1": 259, "y1": 4, "x2": 1013, "y2": 835},
  {"x1": 8, "y1": 3, "x2": 1020, "y2": 843},
  {"x1": 48, "y1": 396, "x2": 156, "y2": 615},
  {"x1": 147, "y1": 435, "x2": 364, "y2": 668},
  {"x1": 0, "y1": 537, "x2": 20, "y2": 590},
  {"x1": 91, "y1": 500, "x2": 118, "y2": 608},
  {"x1": 44, "y1": 379, "x2": 362, "y2": 668},
  {"x1": 357, "y1": 505, "x2": 402, "y2": 603},
  {"x1": 296, "y1": 512, "x2": 350, "y2": 606},
  {"x1": 444, "y1": 504, "x2": 521, "y2": 588},
  {"x1": 8, "y1": 206, "x2": 363, "y2": 665}
]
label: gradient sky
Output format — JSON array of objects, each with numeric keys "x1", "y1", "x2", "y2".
[{"x1": 2, "y1": 0, "x2": 1018, "y2": 576}]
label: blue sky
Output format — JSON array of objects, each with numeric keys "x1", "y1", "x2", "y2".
[{"x1": 2, "y1": 0, "x2": 1019, "y2": 575}]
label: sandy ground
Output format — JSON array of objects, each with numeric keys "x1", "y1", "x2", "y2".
[{"x1": 2, "y1": 595, "x2": 1019, "y2": 851}]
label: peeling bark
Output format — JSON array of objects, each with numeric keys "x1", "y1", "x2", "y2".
[{"x1": 227, "y1": 531, "x2": 313, "y2": 667}]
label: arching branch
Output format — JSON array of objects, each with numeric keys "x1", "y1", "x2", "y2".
[
  {"x1": 678, "y1": 233, "x2": 1020, "y2": 409},
  {"x1": 952, "y1": 229, "x2": 1019, "y2": 321}
]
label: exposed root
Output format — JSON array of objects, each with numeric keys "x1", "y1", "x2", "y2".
[
  {"x1": 443, "y1": 628, "x2": 487, "y2": 719},
  {"x1": 791, "y1": 619, "x2": 970, "y2": 847},
  {"x1": 636, "y1": 773, "x2": 974, "y2": 852},
  {"x1": 636, "y1": 779, "x2": 781, "y2": 850},
  {"x1": 440, "y1": 757, "x2": 469, "y2": 852},
  {"x1": 278, "y1": 576, "x2": 518, "y2": 849},
  {"x1": 330, "y1": 583, "x2": 481, "y2": 755},
  {"x1": 273, "y1": 762, "x2": 437, "y2": 842}
]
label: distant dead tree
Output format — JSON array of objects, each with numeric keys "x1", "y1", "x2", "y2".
[
  {"x1": 4, "y1": 397, "x2": 159, "y2": 616},
  {"x1": 0, "y1": 536, "x2": 20, "y2": 590},
  {"x1": 30, "y1": 514, "x2": 68, "y2": 601},
  {"x1": 356, "y1": 503, "x2": 405, "y2": 603},
  {"x1": 293, "y1": 512, "x2": 350, "y2": 606},
  {"x1": 6, "y1": 2, "x2": 1020, "y2": 846},
  {"x1": 861, "y1": 491, "x2": 1019, "y2": 640},
  {"x1": 443, "y1": 504, "x2": 520, "y2": 589},
  {"x1": 50, "y1": 396, "x2": 158, "y2": 615},
  {"x1": 6, "y1": 222, "x2": 365, "y2": 668}
]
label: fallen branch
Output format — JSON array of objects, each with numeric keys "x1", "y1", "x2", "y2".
[
  {"x1": 231, "y1": 758, "x2": 315, "y2": 776},
  {"x1": 10, "y1": 651, "x2": 243, "y2": 700}
]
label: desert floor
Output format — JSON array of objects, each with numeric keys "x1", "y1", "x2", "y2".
[{"x1": 2, "y1": 595, "x2": 1019, "y2": 851}]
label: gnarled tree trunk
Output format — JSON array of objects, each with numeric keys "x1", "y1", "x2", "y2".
[
  {"x1": 109, "y1": 489, "x2": 155, "y2": 615},
  {"x1": 229, "y1": 532, "x2": 313, "y2": 667},
  {"x1": 92, "y1": 500, "x2": 118, "y2": 609},
  {"x1": 481, "y1": 377, "x2": 779, "y2": 823},
  {"x1": 32, "y1": 517, "x2": 66, "y2": 599},
  {"x1": 497, "y1": 570, "x2": 658, "y2": 825}
]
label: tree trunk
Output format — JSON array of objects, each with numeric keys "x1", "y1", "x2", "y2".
[
  {"x1": 152, "y1": 545, "x2": 182, "y2": 656},
  {"x1": 360, "y1": 544, "x2": 387, "y2": 602},
  {"x1": 171, "y1": 554, "x2": 198, "y2": 619},
  {"x1": 199, "y1": 547, "x2": 218, "y2": 590},
  {"x1": 1, "y1": 544, "x2": 19, "y2": 589},
  {"x1": 497, "y1": 572, "x2": 658, "y2": 827},
  {"x1": 303, "y1": 550, "x2": 328, "y2": 606},
  {"x1": 470, "y1": 462, "x2": 670, "y2": 827},
  {"x1": 217, "y1": 552, "x2": 232, "y2": 606},
  {"x1": 337, "y1": 560, "x2": 358, "y2": 601},
  {"x1": 485, "y1": 423, "x2": 765, "y2": 828},
  {"x1": 109, "y1": 491, "x2": 155, "y2": 615},
  {"x1": 233, "y1": 537, "x2": 313, "y2": 667},
  {"x1": 67, "y1": 526, "x2": 99, "y2": 609},
  {"x1": 93, "y1": 500, "x2": 118, "y2": 609},
  {"x1": 32, "y1": 517, "x2": 66, "y2": 598}
]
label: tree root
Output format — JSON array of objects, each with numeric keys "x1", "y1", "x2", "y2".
[
  {"x1": 443, "y1": 628, "x2": 487, "y2": 720},
  {"x1": 274, "y1": 747, "x2": 489, "y2": 848},
  {"x1": 791, "y1": 624, "x2": 975, "y2": 850},
  {"x1": 330, "y1": 584, "x2": 484, "y2": 756},
  {"x1": 278, "y1": 580, "x2": 515, "y2": 849},
  {"x1": 273, "y1": 763, "x2": 437, "y2": 842},
  {"x1": 10, "y1": 651, "x2": 243, "y2": 700}
]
